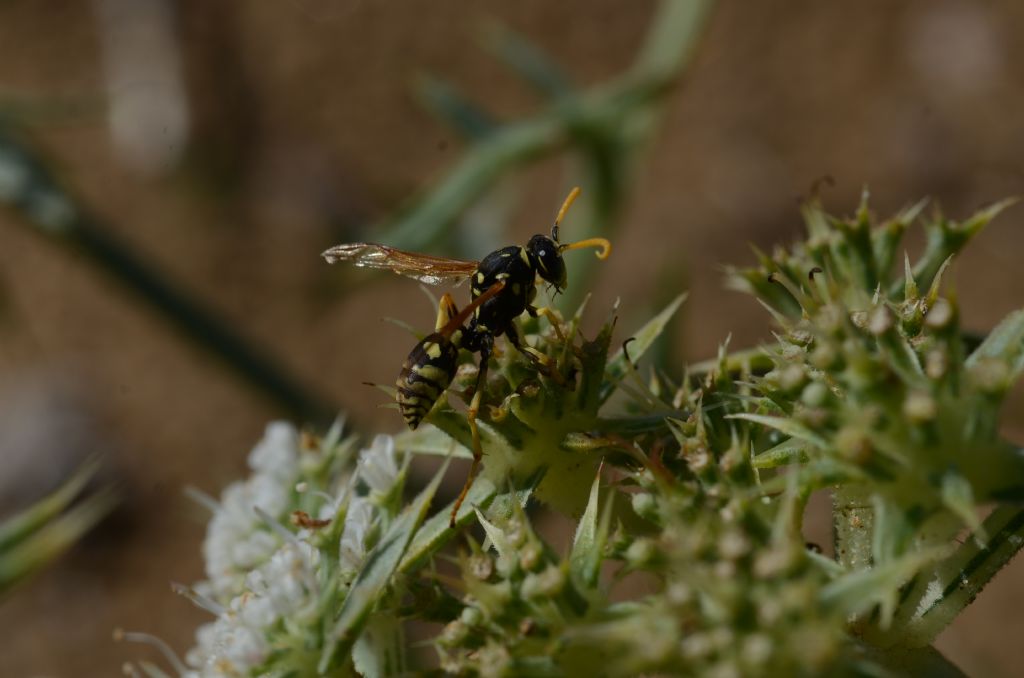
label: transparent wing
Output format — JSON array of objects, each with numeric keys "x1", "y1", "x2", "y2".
[{"x1": 321, "y1": 243, "x2": 479, "y2": 285}]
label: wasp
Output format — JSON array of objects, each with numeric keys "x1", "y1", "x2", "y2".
[{"x1": 322, "y1": 187, "x2": 611, "y2": 525}]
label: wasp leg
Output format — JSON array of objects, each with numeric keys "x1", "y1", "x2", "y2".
[
  {"x1": 435, "y1": 293, "x2": 459, "y2": 331},
  {"x1": 506, "y1": 323, "x2": 565, "y2": 386},
  {"x1": 528, "y1": 305, "x2": 567, "y2": 343},
  {"x1": 450, "y1": 341, "x2": 492, "y2": 528}
]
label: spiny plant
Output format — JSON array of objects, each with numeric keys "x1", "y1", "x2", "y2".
[{"x1": 121, "y1": 195, "x2": 1023, "y2": 677}]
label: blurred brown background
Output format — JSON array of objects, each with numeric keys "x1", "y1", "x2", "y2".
[{"x1": 0, "y1": 0, "x2": 1022, "y2": 675}]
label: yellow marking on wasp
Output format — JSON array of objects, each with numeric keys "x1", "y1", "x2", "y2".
[
  {"x1": 402, "y1": 380, "x2": 434, "y2": 395},
  {"x1": 436, "y1": 293, "x2": 458, "y2": 331},
  {"x1": 496, "y1": 272, "x2": 509, "y2": 280},
  {"x1": 417, "y1": 364, "x2": 448, "y2": 383},
  {"x1": 501, "y1": 251, "x2": 511, "y2": 257},
  {"x1": 519, "y1": 247, "x2": 530, "y2": 265},
  {"x1": 424, "y1": 342, "x2": 442, "y2": 359},
  {"x1": 475, "y1": 272, "x2": 485, "y2": 283}
]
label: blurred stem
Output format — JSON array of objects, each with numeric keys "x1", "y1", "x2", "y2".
[
  {"x1": 379, "y1": 0, "x2": 716, "y2": 253},
  {"x1": 0, "y1": 127, "x2": 337, "y2": 425}
]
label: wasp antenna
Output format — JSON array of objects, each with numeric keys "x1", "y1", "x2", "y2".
[
  {"x1": 551, "y1": 186, "x2": 582, "y2": 241},
  {"x1": 559, "y1": 237, "x2": 612, "y2": 260}
]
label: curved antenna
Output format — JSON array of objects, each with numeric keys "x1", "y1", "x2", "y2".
[
  {"x1": 551, "y1": 186, "x2": 582, "y2": 242},
  {"x1": 549, "y1": 185, "x2": 612, "y2": 260},
  {"x1": 559, "y1": 236, "x2": 612, "y2": 260}
]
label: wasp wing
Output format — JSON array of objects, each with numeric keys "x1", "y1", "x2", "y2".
[{"x1": 321, "y1": 243, "x2": 479, "y2": 286}]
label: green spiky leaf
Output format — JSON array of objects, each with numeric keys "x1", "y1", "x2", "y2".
[
  {"x1": 600, "y1": 294, "x2": 686, "y2": 404},
  {"x1": 320, "y1": 464, "x2": 446, "y2": 672}
]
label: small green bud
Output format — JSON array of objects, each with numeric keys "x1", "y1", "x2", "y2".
[
  {"x1": 925, "y1": 298, "x2": 954, "y2": 329},
  {"x1": 520, "y1": 564, "x2": 565, "y2": 599},
  {"x1": 816, "y1": 304, "x2": 845, "y2": 336},
  {"x1": 680, "y1": 632, "x2": 714, "y2": 660},
  {"x1": 718, "y1": 529, "x2": 751, "y2": 561},
  {"x1": 474, "y1": 642, "x2": 511, "y2": 677},
  {"x1": 903, "y1": 391, "x2": 937, "y2": 422},
  {"x1": 868, "y1": 305, "x2": 893, "y2": 336},
  {"x1": 625, "y1": 538, "x2": 657, "y2": 568},
  {"x1": 800, "y1": 381, "x2": 829, "y2": 408},
  {"x1": 849, "y1": 310, "x2": 869, "y2": 331},
  {"x1": 518, "y1": 542, "x2": 543, "y2": 572},
  {"x1": 925, "y1": 348, "x2": 947, "y2": 380},
  {"x1": 439, "y1": 620, "x2": 469, "y2": 647},
  {"x1": 460, "y1": 606, "x2": 483, "y2": 626},
  {"x1": 683, "y1": 444, "x2": 712, "y2": 474},
  {"x1": 505, "y1": 518, "x2": 527, "y2": 548},
  {"x1": 632, "y1": 492, "x2": 659, "y2": 522},
  {"x1": 789, "y1": 328, "x2": 814, "y2": 346},
  {"x1": 835, "y1": 427, "x2": 872, "y2": 465},
  {"x1": 810, "y1": 342, "x2": 841, "y2": 371},
  {"x1": 666, "y1": 582, "x2": 693, "y2": 607},
  {"x1": 781, "y1": 345, "x2": 805, "y2": 362},
  {"x1": 796, "y1": 404, "x2": 829, "y2": 429},
  {"x1": 468, "y1": 554, "x2": 494, "y2": 581},
  {"x1": 495, "y1": 552, "x2": 519, "y2": 579}
]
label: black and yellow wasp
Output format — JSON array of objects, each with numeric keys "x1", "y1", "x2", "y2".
[{"x1": 322, "y1": 187, "x2": 610, "y2": 525}]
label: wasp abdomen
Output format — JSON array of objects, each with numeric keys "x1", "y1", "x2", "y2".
[{"x1": 396, "y1": 333, "x2": 459, "y2": 429}]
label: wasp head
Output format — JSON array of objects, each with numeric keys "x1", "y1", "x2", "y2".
[{"x1": 527, "y1": 234, "x2": 567, "y2": 291}]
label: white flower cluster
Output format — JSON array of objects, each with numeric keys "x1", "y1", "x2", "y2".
[
  {"x1": 340, "y1": 434, "x2": 399, "y2": 570},
  {"x1": 168, "y1": 426, "x2": 402, "y2": 678},
  {"x1": 186, "y1": 540, "x2": 320, "y2": 676},
  {"x1": 202, "y1": 422, "x2": 301, "y2": 599}
]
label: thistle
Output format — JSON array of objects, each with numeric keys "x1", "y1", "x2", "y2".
[{"x1": 122, "y1": 195, "x2": 1023, "y2": 677}]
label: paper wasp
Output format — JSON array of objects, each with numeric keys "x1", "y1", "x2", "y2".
[{"x1": 322, "y1": 187, "x2": 611, "y2": 526}]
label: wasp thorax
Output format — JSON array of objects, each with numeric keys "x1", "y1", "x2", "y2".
[{"x1": 526, "y1": 234, "x2": 566, "y2": 290}]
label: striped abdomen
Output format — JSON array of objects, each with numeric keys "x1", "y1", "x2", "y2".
[{"x1": 396, "y1": 333, "x2": 459, "y2": 429}]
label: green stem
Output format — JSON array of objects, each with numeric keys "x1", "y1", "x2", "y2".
[
  {"x1": 833, "y1": 485, "x2": 875, "y2": 572},
  {"x1": 889, "y1": 504, "x2": 1024, "y2": 647}
]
